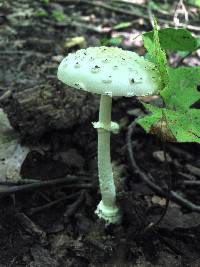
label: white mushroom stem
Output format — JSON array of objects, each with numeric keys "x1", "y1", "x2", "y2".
[{"x1": 94, "y1": 95, "x2": 120, "y2": 224}]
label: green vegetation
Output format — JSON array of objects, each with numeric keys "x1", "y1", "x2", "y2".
[
  {"x1": 52, "y1": 9, "x2": 66, "y2": 22},
  {"x1": 40, "y1": 0, "x2": 50, "y2": 4},
  {"x1": 138, "y1": 20, "x2": 200, "y2": 143},
  {"x1": 187, "y1": 0, "x2": 200, "y2": 7},
  {"x1": 35, "y1": 9, "x2": 48, "y2": 17},
  {"x1": 100, "y1": 36, "x2": 124, "y2": 46}
]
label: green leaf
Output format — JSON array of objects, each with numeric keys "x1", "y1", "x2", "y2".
[
  {"x1": 177, "y1": 50, "x2": 190, "y2": 58},
  {"x1": 113, "y1": 22, "x2": 132, "y2": 30},
  {"x1": 41, "y1": 0, "x2": 50, "y2": 4},
  {"x1": 52, "y1": 10, "x2": 66, "y2": 22},
  {"x1": 139, "y1": 25, "x2": 200, "y2": 144},
  {"x1": 137, "y1": 104, "x2": 162, "y2": 132},
  {"x1": 165, "y1": 109, "x2": 200, "y2": 143},
  {"x1": 187, "y1": 0, "x2": 200, "y2": 8},
  {"x1": 100, "y1": 36, "x2": 123, "y2": 46},
  {"x1": 35, "y1": 9, "x2": 48, "y2": 17},
  {"x1": 138, "y1": 66, "x2": 200, "y2": 143},
  {"x1": 148, "y1": 0, "x2": 161, "y2": 11},
  {"x1": 109, "y1": 37, "x2": 124, "y2": 46},
  {"x1": 138, "y1": 104, "x2": 200, "y2": 143},
  {"x1": 144, "y1": 52, "x2": 157, "y2": 64},
  {"x1": 161, "y1": 67, "x2": 200, "y2": 110},
  {"x1": 143, "y1": 28, "x2": 197, "y2": 52}
]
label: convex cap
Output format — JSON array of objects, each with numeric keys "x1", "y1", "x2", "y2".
[{"x1": 57, "y1": 46, "x2": 162, "y2": 97}]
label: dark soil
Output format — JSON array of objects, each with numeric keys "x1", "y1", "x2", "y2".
[{"x1": 0, "y1": 1, "x2": 200, "y2": 266}]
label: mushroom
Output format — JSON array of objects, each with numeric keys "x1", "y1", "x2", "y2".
[{"x1": 57, "y1": 46, "x2": 162, "y2": 224}]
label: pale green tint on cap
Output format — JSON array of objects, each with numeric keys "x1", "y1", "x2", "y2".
[{"x1": 57, "y1": 46, "x2": 162, "y2": 97}]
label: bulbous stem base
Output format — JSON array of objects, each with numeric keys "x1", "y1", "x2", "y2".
[{"x1": 95, "y1": 200, "x2": 121, "y2": 224}]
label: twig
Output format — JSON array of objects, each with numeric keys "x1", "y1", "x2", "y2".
[
  {"x1": 127, "y1": 120, "x2": 200, "y2": 212},
  {"x1": 15, "y1": 212, "x2": 47, "y2": 243},
  {"x1": 43, "y1": 18, "x2": 103, "y2": 33},
  {"x1": 113, "y1": 0, "x2": 172, "y2": 16},
  {"x1": 67, "y1": 0, "x2": 200, "y2": 32},
  {"x1": 8, "y1": 256, "x2": 18, "y2": 267},
  {"x1": 0, "y1": 175, "x2": 89, "y2": 195},
  {"x1": 147, "y1": 0, "x2": 154, "y2": 27},
  {"x1": 186, "y1": 164, "x2": 200, "y2": 178},
  {"x1": 64, "y1": 190, "x2": 86, "y2": 221},
  {"x1": 177, "y1": 171, "x2": 196, "y2": 181},
  {"x1": 57, "y1": 0, "x2": 149, "y2": 19},
  {"x1": 0, "y1": 178, "x2": 42, "y2": 186},
  {"x1": 175, "y1": 23, "x2": 200, "y2": 32},
  {"x1": 0, "y1": 90, "x2": 11, "y2": 101},
  {"x1": 167, "y1": 144, "x2": 194, "y2": 161},
  {"x1": 176, "y1": 44, "x2": 200, "y2": 67},
  {"x1": 60, "y1": 183, "x2": 93, "y2": 189},
  {"x1": 152, "y1": 141, "x2": 172, "y2": 226},
  {"x1": 182, "y1": 180, "x2": 200, "y2": 186},
  {"x1": 76, "y1": 0, "x2": 149, "y2": 19},
  {"x1": 173, "y1": 0, "x2": 189, "y2": 28},
  {"x1": 28, "y1": 191, "x2": 80, "y2": 215},
  {"x1": 0, "y1": 51, "x2": 49, "y2": 56}
]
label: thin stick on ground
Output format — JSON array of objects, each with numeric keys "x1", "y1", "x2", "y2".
[
  {"x1": 126, "y1": 120, "x2": 200, "y2": 213},
  {"x1": 28, "y1": 191, "x2": 81, "y2": 215},
  {"x1": 0, "y1": 175, "x2": 91, "y2": 195},
  {"x1": 182, "y1": 180, "x2": 200, "y2": 186},
  {"x1": 62, "y1": 0, "x2": 200, "y2": 32},
  {"x1": 64, "y1": 190, "x2": 86, "y2": 220}
]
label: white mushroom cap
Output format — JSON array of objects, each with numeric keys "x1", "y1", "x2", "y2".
[{"x1": 57, "y1": 46, "x2": 162, "y2": 97}]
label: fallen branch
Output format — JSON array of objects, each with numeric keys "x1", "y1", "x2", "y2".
[
  {"x1": 15, "y1": 212, "x2": 47, "y2": 244},
  {"x1": 182, "y1": 180, "x2": 200, "y2": 186},
  {"x1": 64, "y1": 190, "x2": 86, "y2": 222},
  {"x1": 72, "y1": 0, "x2": 200, "y2": 32},
  {"x1": 28, "y1": 191, "x2": 81, "y2": 215},
  {"x1": 127, "y1": 120, "x2": 200, "y2": 212},
  {"x1": 0, "y1": 175, "x2": 91, "y2": 195},
  {"x1": 176, "y1": 44, "x2": 200, "y2": 67},
  {"x1": 75, "y1": 0, "x2": 149, "y2": 19}
]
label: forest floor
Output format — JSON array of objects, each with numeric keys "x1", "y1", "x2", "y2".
[{"x1": 0, "y1": 0, "x2": 200, "y2": 266}]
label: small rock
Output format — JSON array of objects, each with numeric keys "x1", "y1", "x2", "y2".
[
  {"x1": 153, "y1": 150, "x2": 172, "y2": 163},
  {"x1": 151, "y1": 195, "x2": 166, "y2": 206},
  {"x1": 52, "y1": 55, "x2": 64, "y2": 62},
  {"x1": 186, "y1": 164, "x2": 200, "y2": 178},
  {"x1": 64, "y1": 36, "x2": 86, "y2": 49}
]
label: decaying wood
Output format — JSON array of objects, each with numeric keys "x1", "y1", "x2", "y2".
[{"x1": 1, "y1": 81, "x2": 99, "y2": 139}]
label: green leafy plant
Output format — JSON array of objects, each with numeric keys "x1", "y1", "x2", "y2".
[
  {"x1": 40, "y1": 0, "x2": 50, "y2": 4},
  {"x1": 35, "y1": 9, "x2": 48, "y2": 17},
  {"x1": 52, "y1": 10, "x2": 66, "y2": 22},
  {"x1": 187, "y1": 0, "x2": 200, "y2": 8},
  {"x1": 100, "y1": 36, "x2": 124, "y2": 47},
  {"x1": 138, "y1": 20, "x2": 200, "y2": 143},
  {"x1": 113, "y1": 21, "x2": 132, "y2": 30}
]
